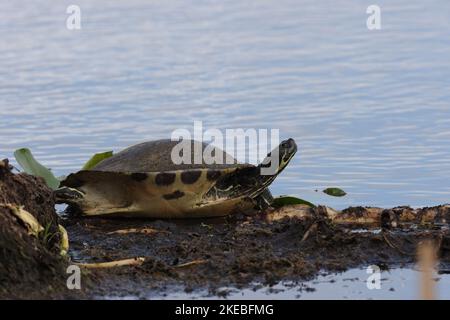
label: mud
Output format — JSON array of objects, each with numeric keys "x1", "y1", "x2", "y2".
[
  {"x1": 64, "y1": 204, "x2": 449, "y2": 298},
  {"x1": 1, "y1": 158, "x2": 449, "y2": 299},
  {"x1": 0, "y1": 159, "x2": 73, "y2": 299}
]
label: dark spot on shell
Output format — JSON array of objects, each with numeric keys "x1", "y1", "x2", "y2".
[
  {"x1": 130, "y1": 173, "x2": 148, "y2": 182},
  {"x1": 181, "y1": 170, "x2": 201, "y2": 184},
  {"x1": 155, "y1": 172, "x2": 176, "y2": 186},
  {"x1": 163, "y1": 190, "x2": 185, "y2": 200},
  {"x1": 206, "y1": 170, "x2": 221, "y2": 181}
]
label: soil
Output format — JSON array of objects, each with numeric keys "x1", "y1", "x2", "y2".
[
  {"x1": 0, "y1": 159, "x2": 72, "y2": 299},
  {"x1": 64, "y1": 205, "x2": 449, "y2": 298},
  {"x1": 1, "y1": 158, "x2": 449, "y2": 299}
]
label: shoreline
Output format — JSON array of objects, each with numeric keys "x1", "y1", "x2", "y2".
[{"x1": 1, "y1": 160, "x2": 449, "y2": 299}]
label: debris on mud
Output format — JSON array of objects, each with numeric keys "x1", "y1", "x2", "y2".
[
  {"x1": 0, "y1": 159, "x2": 70, "y2": 299},
  {"x1": 65, "y1": 203, "x2": 450, "y2": 298},
  {"x1": 1, "y1": 157, "x2": 449, "y2": 299}
]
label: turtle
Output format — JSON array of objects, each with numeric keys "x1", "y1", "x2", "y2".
[{"x1": 55, "y1": 138, "x2": 297, "y2": 218}]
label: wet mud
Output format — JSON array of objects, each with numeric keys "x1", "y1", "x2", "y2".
[
  {"x1": 1, "y1": 158, "x2": 449, "y2": 298},
  {"x1": 64, "y1": 205, "x2": 449, "y2": 298}
]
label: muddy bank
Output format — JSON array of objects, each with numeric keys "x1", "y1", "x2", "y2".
[
  {"x1": 64, "y1": 204, "x2": 449, "y2": 298},
  {"x1": 0, "y1": 159, "x2": 71, "y2": 299},
  {"x1": 1, "y1": 156, "x2": 449, "y2": 298}
]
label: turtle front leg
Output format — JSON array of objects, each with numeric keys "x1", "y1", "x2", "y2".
[{"x1": 254, "y1": 189, "x2": 274, "y2": 211}]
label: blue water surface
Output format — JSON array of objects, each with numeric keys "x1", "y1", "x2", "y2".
[{"x1": 1, "y1": 0, "x2": 449, "y2": 209}]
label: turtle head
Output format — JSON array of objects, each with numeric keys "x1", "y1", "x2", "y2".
[
  {"x1": 203, "y1": 138, "x2": 297, "y2": 205},
  {"x1": 54, "y1": 186, "x2": 85, "y2": 205},
  {"x1": 260, "y1": 138, "x2": 297, "y2": 175},
  {"x1": 278, "y1": 138, "x2": 297, "y2": 171}
]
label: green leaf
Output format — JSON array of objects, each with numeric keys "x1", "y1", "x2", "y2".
[
  {"x1": 82, "y1": 151, "x2": 113, "y2": 170},
  {"x1": 323, "y1": 187, "x2": 347, "y2": 197},
  {"x1": 14, "y1": 148, "x2": 60, "y2": 190},
  {"x1": 272, "y1": 196, "x2": 316, "y2": 208}
]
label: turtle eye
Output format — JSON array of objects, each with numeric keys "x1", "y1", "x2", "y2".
[{"x1": 281, "y1": 142, "x2": 287, "y2": 148}]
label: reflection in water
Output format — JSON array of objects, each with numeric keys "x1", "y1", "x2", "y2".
[{"x1": 1, "y1": 0, "x2": 450, "y2": 209}]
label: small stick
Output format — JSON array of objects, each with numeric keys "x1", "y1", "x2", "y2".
[
  {"x1": 175, "y1": 259, "x2": 207, "y2": 268},
  {"x1": 107, "y1": 228, "x2": 170, "y2": 235},
  {"x1": 300, "y1": 223, "x2": 317, "y2": 243},
  {"x1": 76, "y1": 257, "x2": 145, "y2": 269}
]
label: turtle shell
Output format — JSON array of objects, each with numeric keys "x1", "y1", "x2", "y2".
[{"x1": 91, "y1": 139, "x2": 252, "y2": 172}]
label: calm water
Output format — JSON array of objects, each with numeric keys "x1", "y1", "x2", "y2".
[
  {"x1": 155, "y1": 268, "x2": 450, "y2": 300},
  {"x1": 1, "y1": 0, "x2": 449, "y2": 209}
]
